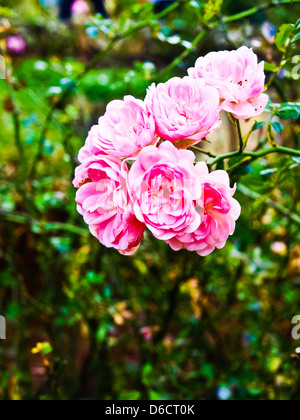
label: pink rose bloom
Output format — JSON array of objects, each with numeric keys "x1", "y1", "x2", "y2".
[
  {"x1": 166, "y1": 163, "x2": 241, "y2": 256},
  {"x1": 128, "y1": 141, "x2": 202, "y2": 241},
  {"x1": 145, "y1": 77, "x2": 221, "y2": 148},
  {"x1": 71, "y1": 0, "x2": 90, "y2": 15},
  {"x1": 188, "y1": 46, "x2": 269, "y2": 120},
  {"x1": 74, "y1": 155, "x2": 145, "y2": 256},
  {"x1": 6, "y1": 35, "x2": 26, "y2": 55},
  {"x1": 78, "y1": 96, "x2": 157, "y2": 162}
]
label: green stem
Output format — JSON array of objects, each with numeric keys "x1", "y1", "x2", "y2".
[
  {"x1": 218, "y1": 16, "x2": 238, "y2": 49},
  {"x1": 28, "y1": 112, "x2": 53, "y2": 180},
  {"x1": 209, "y1": 151, "x2": 241, "y2": 167},
  {"x1": 229, "y1": 146, "x2": 300, "y2": 172},
  {"x1": 210, "y1": 145, "x2": 300, "y2": 170},
  {"x1": 189, "y1": 145, "x2": 217, "y2": 158},
  {"x1": 222, "y1": 0, "x2": 300, "y2": 24},
  {"x1": 237, "y1": 119, "x2": 244, "y2": 154},
  {"x1": 159, "y1": 29, "x2": 208, "y2": 79},
  {"x1": 246, "y1": 146, "x2": 300, "y2": 159},
  {"x1": 266, "y1": 50, "x2": 287, "y2": 88}
]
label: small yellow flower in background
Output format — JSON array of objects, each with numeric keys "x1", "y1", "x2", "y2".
[{"x1": 31, "y1": 342, "x2": 53, "y2": 355}]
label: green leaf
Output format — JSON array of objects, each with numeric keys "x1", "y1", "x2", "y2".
[
  {"x1": 277, "y1": 102, "x2": 300, "y2": 120},
  {"x1": 272, "y1": 121, "x2": 283, "y2": 134},
  {"x1": 278, "y1": 109, "x2": 299, "y2": 120},
  {"x1": 253, "y1": 121, "x2": 266, "y2": 131},
  {"x1": 203, "y1": 0, "x2": 223, "y2": 23},
  {"x1": 291, "y1": 32, "x2": 300, "y2": 43},
  {"x1": 264, "y1": 62, "x2": 277, "y2": 72},
  {"x1": 275, "y1": 24, "x2": 295, "y2": 51},
  {"x1": 243, "y1": 121, "x2": 265, "y2": 148},
  {"x1": 292, "y1": 157, "x2": 300, "y2": 164}
]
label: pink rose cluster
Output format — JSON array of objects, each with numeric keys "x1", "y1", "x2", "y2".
[{"x1": 74, "y1": 46, "x2": 268, "y2": 256}]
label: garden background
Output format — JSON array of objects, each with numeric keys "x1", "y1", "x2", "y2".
[{"x1": 0, "y1": 0, "x2": 300, "y2": 400}]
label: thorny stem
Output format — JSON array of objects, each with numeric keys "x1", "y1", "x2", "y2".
[
  {"x1": 190, "y1": 146, "x2": 217, "y2": 159},
  {"x1": 207, "y1": 146, "x2": 300, "y2": 171},
  {"x1": 208, "y1": 151, "x2": 241, "y2": 168},
  {"x1": 228, "y1": 146, "x2": 300, "y2": 173}
]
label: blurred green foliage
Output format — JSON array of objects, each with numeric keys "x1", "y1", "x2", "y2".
[{"x1": 0, "y1": 0, "x2": 300, "y2": 401}]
